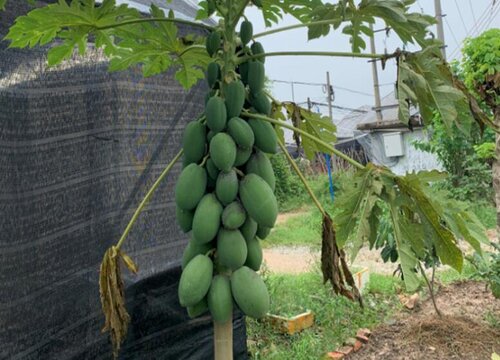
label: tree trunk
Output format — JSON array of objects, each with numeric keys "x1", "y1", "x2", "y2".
[
  {"x1": 494, "y1": 106, "x2": 500, "y2": 243},
  {"x1": 213, "y1": 316, "x2": 233, "y2": 360}
]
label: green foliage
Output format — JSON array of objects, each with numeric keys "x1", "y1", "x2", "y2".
[
  {"x1": 270, "y1": 153, "x2": 303, "y2": 208},
  {"x1": 466, "y1": 243, "x2": 500, "y2": 299},
  {"x1": 474, "y1": 142, "x2": 496, "y2": 160}
]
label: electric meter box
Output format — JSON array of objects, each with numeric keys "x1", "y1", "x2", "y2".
[{"x1": 382, "y1": 132, "x2": 404, "y2": 157}]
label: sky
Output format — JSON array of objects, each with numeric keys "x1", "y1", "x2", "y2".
[{"x1": 241, "y1": 0, "x2": 500, "y2": 122}]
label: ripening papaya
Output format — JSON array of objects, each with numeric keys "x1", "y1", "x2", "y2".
[
  {"x1": 240, "y1": 20, "x2": 253, "y2": 46},
  {"x1": 217, "y1": 229, "x2": 248, "y2": 270},
  {"x1": 175, "y1": 164, "x2": 207, "y2": 210},
  {"x1": 227, "y1": 117, "x2": 255, "y2": 149},
  {"x1": 206, "y1": 96, "x2": 227, "y2": 133},
  {"x1": 224, "y1": 80, "x2": 246, "y2": 118},
  {"x1": 215, "y1": 170, "x2": 238, "y2": 205},
  {"x1": 176, "y1": 206, "x2": 194, "y2": 233},
  {"x1": 240, "y1": 216, "x2": 258, "y2": 242},
  {"x1": 208, "y1": 275, "x2": 233, "y2": 323},
  {"x1": 222, "y1": 201, "x2": 247, "y2": 229},
  {"x1": 250, "y1": 91, "x2": 272, "y2": 116},
  {"x1": 187, "y1": 297, "x2": 209, "y2": 318},
  {"x1": 239, "y1": 174, "x2": 278, "y2": 228},
  {"x1": 245, "y1": 150, "x2": 276, "y2": 190},
  {"x1": 178, "y1": 254, "x2": 213, "y2": 307},
  {"x1": 210, "y1": 133, "x2": 237, "y2": 171},
  {"x1": 248, "y1": 61, "x2": 265, "y2": 94},
  {"x1": 251, "y1": 42, "x2": 265, "y2": 63},
  {"x1": 256, "y1": 225, "x2": 271, "y2": 239},
  {"x1": 234, "y1": 146, "x2": 253, "y2": 166},
  {"x1": 248, "y1": 119, "x2": 277, "y2": 154},
  {"x1": 181, "y1": 239, "x2": 213, "y2": 269},
  {"x1": 182, "y1": 121, "x2": 206, "y2": 164},
  {"x1": 206, "y1": 31, "x2": 221, "y2": 57},
  {"x1": 231, "y1": 266, "x2": 270, "y2": 318},
  {"x1": 245, "y1": 237, "x2": 263, "y2": 271},
  {"x1": 207, "y1": 62, "x2": 220, "y2": 88},
  {"x1": 192, "y1": 193, "x2": 223, "y2": 244}
]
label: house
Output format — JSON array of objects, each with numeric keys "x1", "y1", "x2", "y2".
[{"x1": 334, "y1": 92, "x2": 443, "y2": 175}]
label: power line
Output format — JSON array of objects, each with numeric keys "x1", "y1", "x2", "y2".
[
  {"x1": 444, "y1": 17, "x2": 460, "y2": 50},
  {"x1": 454, "y1": 0, "x2": 468, "y2": 34},
  {"x1": 469, "y1": 0, "x2": 477, "y2": 23},
  {"x1": 270, "y1": 78, "x2": 374, "y2": 97}
]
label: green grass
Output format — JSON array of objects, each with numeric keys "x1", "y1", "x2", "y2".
[
  {"x1": 247, "y1": 271, "x2": 400, "y2": 360},
  {"x1": 470, "y1": 203, "x2": 496, "y2": 229},
  {"x1": 435, "y1": 262, "x2": 477, "y2": 285}
]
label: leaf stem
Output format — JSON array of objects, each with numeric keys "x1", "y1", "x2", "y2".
[
  {"x1": 238, "y1": 51, "x2": 385, "y2": 64},
  {"x1": 277, "y1": 138, "x2": 326, "y2": 216},
  {"x1": 253, "y1": 19, "x2": 344, "y2": 39},
  {"x1": 116, "y1": 149, "x2": 183, "y2": 250},
  {"x1": 96, "y1": 17, "x2": 213, "y2": 32},
  {"x1": 242, "y1": 111, "x2": 365, "y2": 170},
  {"x1": 418, "y1": 262, "x2": 442, "y2": 317}
]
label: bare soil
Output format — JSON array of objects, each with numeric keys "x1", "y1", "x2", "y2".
[{"x1": 350, "y1": 281, "x2": 500, "y2": 360}]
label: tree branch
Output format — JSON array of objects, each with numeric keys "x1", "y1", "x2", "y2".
[
  {"x1": 238, "y1": 51, "x2": 386, "y2": 63},
  {"x1": 96, "y1": 17, "x2": 213, "y2": 32}
]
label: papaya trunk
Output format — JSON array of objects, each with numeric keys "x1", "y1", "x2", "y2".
[
  {"x1": 214, "y1": 316, "x2": 233, "y2": 360},
  {"x1": 494, "y1": 106, "x2": 500, "y2": 243}
]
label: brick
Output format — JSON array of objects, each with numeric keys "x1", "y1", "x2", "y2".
[
  {"x1": 326, "y1": 351, "x2": 344, "y2": 359},
  {"x1": 338, "y1": 346, "x2": 353, "y2": 355},
  {"x1": 344, "y1": 337, "x2": 357, "y2": 347},
  {"x1": 353, "y1": 340, "x2": 363, "y2": 352},
  {"x1": 356, "y1": 334, "x2": 369, "y2": 344},
  {"x1": 357, "y1": 328, "x2": 372, "y2": 338}
]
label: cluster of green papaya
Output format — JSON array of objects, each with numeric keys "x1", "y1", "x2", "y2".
[{"x1": 175, "y1": 20, "x2": 277, "y2": 323}]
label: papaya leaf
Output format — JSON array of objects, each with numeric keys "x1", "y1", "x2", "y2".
[{"x1": 260, "y1": 0, "x2": 322, "y2": 27}]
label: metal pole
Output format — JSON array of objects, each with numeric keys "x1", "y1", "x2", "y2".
[
  {"x1": 326, "y1": 71, "x2": 333, "y2": 122},
  {"x1": 307, "y1": 97, "x2": 312, "y2": 111},
  {"x1": 291, "y1": 81, "x2": 295, "y2": 102},
  {"x1": 369, "y1": 24, "x2": 383, "y2": 124},
  {"x1": 434, "y1": 0, "x2": 447, "y2": 59}
]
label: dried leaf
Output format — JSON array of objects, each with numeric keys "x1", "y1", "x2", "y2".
[{"x1": 120, "y1": 251, "x2": 138, "y2": 274}]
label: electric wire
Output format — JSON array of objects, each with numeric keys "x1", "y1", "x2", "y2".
[
  {"x1": 270, "y1": 78, "x2": 374, "y2": 97},
  {"x1": 454, "y1": 0, "x2": 469, "y2": 34}
]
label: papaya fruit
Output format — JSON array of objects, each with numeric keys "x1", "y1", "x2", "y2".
[
  {"x1": 178, "y1": 254, "x2": 213, "y2": 307},
  {"x1": 206, "y1": 96, "x2": 227, "y2": 133},
  {"x1": 238, "y1": 62, "x2": 249, "y2": 84},
  {"x1": 206, "y1": 31, "x2": 221, "y2": 57},
  {"x1": 248, "y1": 119, "x2": 277, "y2": 154},
  {"x1": 224, "y1": 80, "x2": 246, "y2": 119},
  {"x1": 204, "y1": 89, "x2": 216, "y2": 106},
  {"x1": 222, "y1": 201, "x2": 247, "y2": 229},
  {"x1": 217, "y1": 229, "x2": 247, "y2": 270},
  {"x1": 240, "y1": 20, "x2": 253, "y2": 45},
  {"x1": 250, "y1": 91, "x2": 272, "y2": 116},
  {"x1": 245, "y1": 237, "x2": 263, "y2": 271},
  {"x1": 207, "y1": 275, "x2": 233, "y2": 323},
  {"x1": 256, "y1": 225, "x2": 271, "y2": 239},
  {"x1": 231, "y1": 266, "x2": 270, "y2": 318},
  {"x1": 207, "y1": 130, "x2": 216, "y2": 143},
  {"x1": 182, "y1": 121, "x2": 206, "y2": 164},
  {"x1": 215, "y1": 170, "x2": 238, "y2": 205},
  {"x1": 234, "y1": 146, "x2": 252, "y2": 166},
  {"x1": 175, "y1": 164, "x2": 207, "y2": 210},
  {"x1": 181, "y1": 240, "x2": 213, "y2": 269},
  {"x1": 207, "y1": 62, "x2": 220, "y2": 88},
  {"x1": 251, "y1": 42, "x2": 265, "y2": 63},
  {"x1": 227, "y1": 117, "x2": 255, "y2": 149},
  {"x1": 240, "y1": 216, "x2": 257, "y2": 242},
  {"x1": 245, "y1": 150, "x2": 276, "y2": 190},
  {"x1": 187, "y1": 297, "x2": 208, "y2": 318},
  {"x1": 248, "y1": 61, "x2": 265, "y2": 94},
  {"x1": 210, "y1": 133, "x2": 237, "y2": 171},
  {"x1": 192, "y1": 193, "x2": 223, "y2": 244},
  {"x1": 176, "y1": 206, "x2": 194, "y2": 233},
  {"x1": 206, "y1": 158, "x2": 220, "y2": 180},
  {"x1": 239, "y1": 174, "x2": 278, "y2": 228}
]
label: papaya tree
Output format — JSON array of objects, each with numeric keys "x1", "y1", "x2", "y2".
[{"x1": 2, "y1": 0, "x2": 492, "y2": 358}]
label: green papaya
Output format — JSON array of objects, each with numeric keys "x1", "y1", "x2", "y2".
[
  {"x1": 239, "y1": 174, "x2": 278, "y2": 228},
  {"x1": 251, "y1": 42, "x2": 265, "y2": 63},
  {"x1": 240, "y1": 216, "x2": 257, "y2": 242},
  {"x1": 192, "y1": 193, "x2": 223, "y2": 244},
  {"x1": 215, "y1": 170, "x2": 238, "y2": 205},
  {"x1": 217, "y1": 229, "x2": 247, "y2": 270},
  {"x1": 222, "y1": 201, "x2": 247, "y2": 229},
  {"x1": 210, "y1": 133, "x2": 237, "y2": 171},
  {"x1": 182, "y1": 121, "x2": 206, "y2": 164},
  {"x1": 206, "y1": 96, "x2": 227, "y2": 133},
  {"x1": 227, "y1": 117, "x2": 255, "y2": 149},
  {"x1": 245, "y1": 150, "x2": 275, "y2": 190},
  {"x1": 206, "y1": 31, "x2": 221, "y2": 57},
  {"x1": 251, "y1": 91, "x2": 272, "y2": 116},
  {"x1": 240, "y1": 20, "x2": 253, "y2": 45},
  {"x1": 248, "y1": 119, "x2": 277, "y2": 154},
  {"x1": 176, "y1": 206, "x2": 194, "y2": 233},
  {"x1": 245, "y1": 237, "x2": 263, "y2": 271},
  {"x1": 181, "y1": 240, "x2": 213, "y2": 269},
  {"x1": 248, "y1": 61, "x2": 265, "y2": 94},
  {"x1": 231, "y1": 266, "x2": 270, "y2": 318},
  {"x1": 207, "y1": 130, "x2": 216, "y2": 143},
  {"x1": 175, "y1": 164, "x2": 207, "y2": 210},
  {"x1": 234, "y1": 146, "x2": 253, "y2": 166},
  {"x1": 207, "y1": 62, "x2": 220, "y2": 88},
  {"x1": 187, "y1": 297, "x2": 209, "y2": 318},
  {"x1": 178, "y1": 254, "x2": 213, "y2": 307},
  {"x1": 204, "y1": 89, "x2": 216, "y2": 106},
  {"x1": 207, "y1": 275, "x2": 233, "y2": 323},
  {"x1": 256, "y1": 225, "x2": 271, "y2": 239},
  {"x1": 224, "y1": 81, "x2": 246, "y2": 119},
  {"x1": 239, "y1": 62, "x2": 249, "y2": 84},
  {"x1": 206, "y1": 158, "x2": 220, "y2": 180}
]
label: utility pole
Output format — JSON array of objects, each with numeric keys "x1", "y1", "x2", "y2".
[
  {"x1": 434, "y1": 0, "x2": 447, "y2": 59},
  {"x1": 307, "y1": 97, "x2": 312, "y2": 111},
  {"x1": 291, "y1": 81, "x2": 295, "y2": 102},
  {"x1": 326, "y1": 71, "x2": 333, "y2": 122},
  {"x1": 369, "y1": 24, "x2": 383, "y2": 124}
]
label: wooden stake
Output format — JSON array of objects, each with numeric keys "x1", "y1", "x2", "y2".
[{"x1": 213, "y1": 315, "x2": 233, "y2": 360}]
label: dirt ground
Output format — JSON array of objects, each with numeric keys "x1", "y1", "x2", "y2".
[{"x1": 350, "y1": 281, "x2": 500, "y2": 360}]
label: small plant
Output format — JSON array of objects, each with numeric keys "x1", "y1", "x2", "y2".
[{"x1": 466, "y1": 242, "x2": 500, "y2": 299}]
